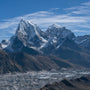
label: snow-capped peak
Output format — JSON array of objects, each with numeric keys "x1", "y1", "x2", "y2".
[
  {"x1": 5, "y1": 19, "x2": 76, "y2": 52},
  {"x1": 16, "y1": 19, "x2": 38, "y2": 36},
  {"x1": 44, "y1": 24, "x2": 75, "y2": 49},
  {"x1": 48, "y1": 24, "x2": 62, "y2": 29},
  {"x1": 47, "y1": 24, "x2": 75, "y2": 39},
  {"x1": 8, "y1": 19, "x2": 48, "y2": 51}
]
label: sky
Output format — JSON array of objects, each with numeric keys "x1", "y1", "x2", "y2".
[{"x1": 0, "y1": 0, "x2": 90, "y2": 41}]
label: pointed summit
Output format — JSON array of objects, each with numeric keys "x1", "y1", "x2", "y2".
[
  {"x1": 16, "y1": 19, "x2": 40, "y2": 40},
  {"x1": 16, "y1": 19, "x2": 47, "y2": 43},
  {"x1": 20, "y1": 19, "x2": 26, "y2": 23},
  {"x1": 47, "y1": 24, "x2": 75, "y2": 40},
  {"x1": 6, "y1": 19, "x2": 47, "y2": 52},
  {"x1": 16, "y1": 19, "x2": 35, "y2": 34},
  {"x1": 48, "y1": 24, "x2": 62, "y2": 30}
]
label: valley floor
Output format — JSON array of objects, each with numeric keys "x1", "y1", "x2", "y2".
[{"x1": 0, "y1": 68, "x2": 90, "y2": 90}]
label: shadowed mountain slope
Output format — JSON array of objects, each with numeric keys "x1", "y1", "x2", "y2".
[{"x1": 40, "y1": 76, "x2": 90, "y2": 90}]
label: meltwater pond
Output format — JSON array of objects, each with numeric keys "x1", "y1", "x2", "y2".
[{"x1": 0, "y1": 68, "x2": 90, "y2": 90}]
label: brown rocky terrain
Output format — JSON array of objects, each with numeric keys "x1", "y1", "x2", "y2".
[
  {"x1": 40, "y1": 76, "x2": 90, "y2": 90},
  {"x1": 0, "y1": 49, "x2": 74, "y2": 74}
]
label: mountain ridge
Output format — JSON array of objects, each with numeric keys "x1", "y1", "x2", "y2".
[
  {"x1": 0, "y1": 19, "x2": 90, "y2": 73},
  {"x1": 40, "y1": 76, "x2": 90, "y2": 90}
]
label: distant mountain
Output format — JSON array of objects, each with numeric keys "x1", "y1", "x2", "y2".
[
  {"x1": 4, "y1": 20, "x2": 76, "y2": 53},
  {"x1": 40, "y1": 76, "x2": 90, "y2": 90},
  {"x1": 41, "y1": 24, "x2": 75, "y2": 53},
  {"x1": 75, "y1": 35, "x2": 90, "y2": 49},
  {"x1": 0, "y1": 19, "x2": 90, "y2": 73},
  {"x1": 4, "y1": 19, "x2": 90, "y2": 54}
]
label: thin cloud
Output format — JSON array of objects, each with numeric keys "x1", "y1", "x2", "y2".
[
  {"x1": 0, "y1": 1, "x2": 90, "y2": 41},
  {"x1": 65, "y1": 2, "x2": 90, "y2": 15}
]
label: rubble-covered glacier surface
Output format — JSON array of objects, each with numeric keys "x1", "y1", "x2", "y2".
[{"x1": 0, "y1": 68, "x2": 90, "y2": 90}]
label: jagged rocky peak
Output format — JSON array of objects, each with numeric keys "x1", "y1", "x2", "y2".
[
  {"x1": 47, "y1": 24, "x2": 75, "y2": 39},
  {"x1": 4, "y1": 19, "x2": 79, "y2": 52},
  {"x1": 41, "y1": 24, "x2": 76, "y2": 51},
  {"x1": 16, "y1": 19, "x2": 47, "y2": 45},
  {"x1": 48, "y1": 24, "x2": 62, "y2": 29},
  {"x1": 16, "y1": 19, "x2": 41, "y2": 39},
  {"x1": 48, "y1": 24, "x2": 66, "y2": 31},
  {"x1": 6, "y1": 19, "x2": 47, "y2": 52}
]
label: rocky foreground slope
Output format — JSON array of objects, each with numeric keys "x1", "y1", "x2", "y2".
[
  {"x1": 0, "y1": 49, "x2": 74, "y2": 74},
  {"x1": 0, "y1": 69, "x2": 90, "y2": 90},
  {"x1": 41, "y1": 76, "x2": 90, "y2": 90}
]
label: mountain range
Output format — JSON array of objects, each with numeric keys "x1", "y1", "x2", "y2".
[{"x1": 0, "y1": 19, "x2": 90, "y2": 74}]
